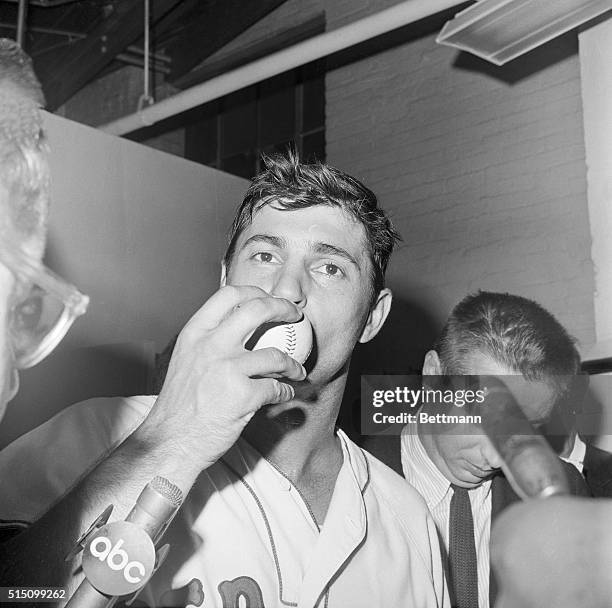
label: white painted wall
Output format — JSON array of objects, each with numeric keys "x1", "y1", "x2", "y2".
[
  {"x1": 579, "y1": 19, "x2": 612, "y2": 351},
  {"x1": 578, "y1": 18, "x2": 612, "y2": 451},
  {"x1": 0, "y1": 113, "x2": 248, "y2": 448}
]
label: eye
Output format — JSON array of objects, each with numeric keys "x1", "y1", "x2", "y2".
[
  {"x1": 531, "y1": 418, "x2": 549, "y2": 431},
  {"x1": 313, "y1": 262, "x2": 344, "y2": 278},
  {"x1": 12, "y1": 292, "x2": 44, "y2": 332},
  {"x1": 252, "y1": 251, "x2": 277, "y2": 264}
]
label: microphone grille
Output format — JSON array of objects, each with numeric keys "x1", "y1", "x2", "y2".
[{"x1": 151, "y1": 475, "x2": 184, "y2": 507}]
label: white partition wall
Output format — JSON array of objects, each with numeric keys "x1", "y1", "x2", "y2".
[
  {"x1": 0, "y1": 113, "x2": 248, "y2": 448},
  {"x1": 579, "y1": 18, "x2": 612, "y2": 352},
  {"x1": 579, "y1": 19, "x2": 612, "y2": 451}
]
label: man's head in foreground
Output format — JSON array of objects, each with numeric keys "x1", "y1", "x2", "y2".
[
  {"x1": 0, "y1": 39, "x2": 87, "y2": 419},
  {"x1": 420, "y1": 290, "x2": 580, "y2": 489},
  {"x1": 0, "y1": 38, "x2": 48, "y2": 414},
  {"x1": 221, "y1": 151, "x2": 399, "y2": 392}
]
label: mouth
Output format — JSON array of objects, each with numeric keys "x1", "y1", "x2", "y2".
[
  {"x1": 465, "y1": 462, "x2": 496, "y2": 478},
  {"x1": 302, "y1": 324, "x2": 317, "y2": 372}
]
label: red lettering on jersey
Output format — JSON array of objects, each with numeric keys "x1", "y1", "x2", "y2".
[{"x1": 218, "y1": 576, "x2": 265, "y2": 608}]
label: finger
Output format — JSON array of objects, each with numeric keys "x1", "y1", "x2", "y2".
[
  {"x1": 248, "y1": 377, "x2": 296, "y2": 408},
  {"x1": 183, "y1": 285, "x2": 271, "y2": 332},
  {"x1": 236, "y1": 348, "x2": 306, "y2": 381},
  {"x1": 220, "y1": 296, "x2": 302, "y2": 345}
]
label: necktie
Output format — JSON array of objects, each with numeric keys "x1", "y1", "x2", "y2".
[{"x1": 449, "y1": 485, "x2": 479, "y2": 608}]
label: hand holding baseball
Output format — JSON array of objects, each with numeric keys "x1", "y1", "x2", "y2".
[
  {"x1": 248, "y1": 316, "x2": 313, "y2": 366},
  {"x1": 137, "y1": 285, "x2": 307, "y2": 475}
]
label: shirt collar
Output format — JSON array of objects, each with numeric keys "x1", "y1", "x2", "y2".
[
  {"x1": 401, "y1": 422, "x2": 452, "y2": 509},
  {"x1": 224, "y1": 429, "x2": 370, "y2": 494}
]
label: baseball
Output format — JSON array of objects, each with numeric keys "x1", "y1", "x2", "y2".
[{"x1": 247, "y1": 316, "x2": 313, "y2": 365}]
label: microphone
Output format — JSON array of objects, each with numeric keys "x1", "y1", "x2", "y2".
[
  {"x1": 478, "y1": 377, "x2": 570, "y2": 499},
  {"x1": 119, "y1": 476, "x2": 183, "y2": 543},
  {"x1": 66, "y1": 476, "x2": 183, "y2": 608}
]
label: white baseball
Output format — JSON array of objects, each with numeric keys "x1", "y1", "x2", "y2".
[{"x1": 248, "y1": 316, "x2": 313, "y2": 365}]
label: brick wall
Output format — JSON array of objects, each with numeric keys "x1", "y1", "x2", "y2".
[
  {"x1": 60, "y1": 0, "x2": 595, "y2": 365},
  {"x1": 327, "y1": 29, "x2": 594, "y2": 374}
]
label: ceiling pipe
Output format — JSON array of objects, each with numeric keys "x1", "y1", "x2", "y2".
[
  {"x1": 5, "y1": 0, "x2": 83, "y2": 6},
  {"x1": 101, "y1": 0, "x2": 465, "y2": 136},
  {"x1": 16, "y1": 0, "x2": 27, "y2": 47}
]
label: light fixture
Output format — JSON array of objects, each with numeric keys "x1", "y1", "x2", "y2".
[{"x1": 436, "y1": 0, "x2": 612, "y2": 65}]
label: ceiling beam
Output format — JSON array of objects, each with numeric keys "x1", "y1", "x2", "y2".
[
  {"x1": 173, "y1": 13, "x2": 326, "y2": 90},
  {"x1": 164, "y1": 0, "x2": 289, "y2": 83},
  {"x1": 35, "y1": 0, "x2": 183, "y2": 110}
]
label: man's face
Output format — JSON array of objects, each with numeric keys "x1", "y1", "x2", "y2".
[
  {"x1": 224, "y1": 204, "x2": 390, "y2": 388},
  {"x1": 0, "y1": 209, "x2": 44, "y2": 420},
  {"x1": 422, "y1": 350, "x2": 558, "y2": 489}
]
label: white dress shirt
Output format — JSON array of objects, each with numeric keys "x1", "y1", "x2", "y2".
[
  {"x1": 401, "y1": 423, "x2": 492, "y2": 608},
  {"x1": 561, "y1": 433, "x2": 587, "y2": 473}
]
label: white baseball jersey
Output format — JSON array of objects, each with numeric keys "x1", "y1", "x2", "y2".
[{"x1": 0, "y1": 396, "x2": 449, "y2": 607}]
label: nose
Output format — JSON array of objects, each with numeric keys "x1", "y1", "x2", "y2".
[
  {"x1": 481, "y1": 438, "x2": 503, "y2": 470},
  {"x1": 269, "y1": 264, "x2": 307, "y2": 308}
]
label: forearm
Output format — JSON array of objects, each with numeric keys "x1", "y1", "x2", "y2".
[
  {"x1": 0, "y1": 422, "x2": 201, "y2": 593},
  {"x1": 0, "y1": 286, "x2": 305, "y2": 595}
]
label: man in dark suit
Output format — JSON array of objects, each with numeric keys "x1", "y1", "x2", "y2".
[
  {"x1": 582, "y1": 441, "x2": 612, "y2": 498},
  {"x1": 364, "y1": 291, "x2": 589, "y2": 608}
]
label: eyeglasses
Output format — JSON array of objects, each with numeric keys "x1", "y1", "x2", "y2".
[{"x1": 0, "y1": 239, "x2": 89, "y2": 369}]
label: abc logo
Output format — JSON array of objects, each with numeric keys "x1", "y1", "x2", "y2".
[
  {"x1": 90, "y1": 537, "x2": 146, "y2": 583},
  {"x1": 82, "y1": 521, "x2": 156, "y2": 596}
]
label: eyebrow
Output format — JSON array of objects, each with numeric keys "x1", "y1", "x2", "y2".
[
  {"x1": 529, "y1": 416, "x2": 548, "y2": 428},
  {"x1": 242, "y1": 235, "x2": 285, "y2": 249},
  {"x1": 241, "y1": 234, "x2": 360, "y2": 267},
  {"x1": 312, "y1": 242, "x2": 359, "y2": 266},
  {"x1": 527, "y1": 406, "x2": 555, "y2": 427}
]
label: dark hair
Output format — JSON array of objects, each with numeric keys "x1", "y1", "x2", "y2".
[
  {"x1": 223, "y1": 150, "x2": 400, "y2": 299},
  {"x1": 435, "y1": 291, "x2": 580, "y2": 395}
]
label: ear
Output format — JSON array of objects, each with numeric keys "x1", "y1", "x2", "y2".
[
  {"x1": 422, "y1": 350, "x2": 442, "y2": 376},
  {"x1": 359, "y1": 288, "x2": 392, "y2": 344},
  {"x1": 220, "y1": 260, "x2": 227, "y2": 288}
]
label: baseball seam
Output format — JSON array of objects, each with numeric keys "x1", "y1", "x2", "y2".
[{"x1": 285, "y1": 325, "x2": 296, "y2": 356}]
